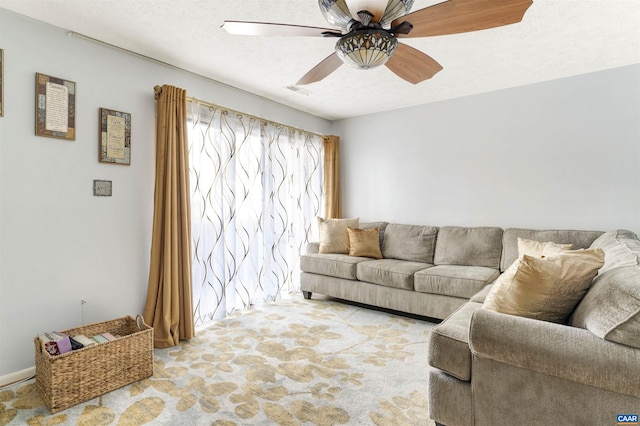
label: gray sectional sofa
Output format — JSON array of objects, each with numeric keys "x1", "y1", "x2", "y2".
[
  {"x1": 301, "y1": 223, "x2": 505, "y2": 320},
  {"x1": 299, "y1": 223, "x2": 640, "y2": 426}
]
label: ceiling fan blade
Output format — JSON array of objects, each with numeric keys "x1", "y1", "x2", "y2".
[
  {"x1": 296, "y1": 53, "x2": 344, "y2": 85},
  {"x1": 221, "y1": 21, "x2": 341, "y2": 37},
  {"x1": 393, "y1": 0, "x2": 533, "y2": 38},
  {"x1": 385, "y1": 43, "x2": 443, "y2": 84}
]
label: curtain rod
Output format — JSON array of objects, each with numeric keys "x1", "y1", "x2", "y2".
[
  {"x1": 68, "y1": 31, "x2": 296, "y2": 112},
  {"x1": 186, "y1": 95, "x2": 327, "y2": 139},
  {"x1": 68, "y1": 31, "x2": 332, "y2": 133}
]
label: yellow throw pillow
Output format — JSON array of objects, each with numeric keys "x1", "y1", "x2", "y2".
[
  {"x1": 347, "y1": 227, "x2": 382, "y2": 259},
  {"x1": 517, "y1": 237, "x2": 573, "y2": 258},
  {"x1": 317, "y1": 217, "x2": 359, "y2": 254},
  {"x1": 483, "y1": 248, "x2": 605, "y2": 323}
]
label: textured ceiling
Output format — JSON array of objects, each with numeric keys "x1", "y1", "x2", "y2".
[{"x1": 1, "y1": 0, "x2": 639, "y2": 120}]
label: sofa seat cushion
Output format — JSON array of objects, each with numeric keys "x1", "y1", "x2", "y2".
[
  {"x1": 414, "y1": 265, "x2": 500, "y2": 298},
  {"x1": 469, "y1": 284, "x2": 493, "y2": 303},
  {"x1": 428, "y1": 302, "x2": 483, "y2": 381},
  {"x1": 300, "y1": 253, "x2": 371, "y2": 280},
  {"x1": 356, "y1": 259, "x2": 432, "y2": 290}
]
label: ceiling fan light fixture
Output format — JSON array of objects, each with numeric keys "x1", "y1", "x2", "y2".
[
  {"x1": 318, "y1": 0, "x2": 353, "y2": 30},
  {"x1": 345, "y1": 0, "x2": 388, "y2": 22},
  {"x1": 335, "y1": 29, "x2": 398, "y2": 69},
  {"x1": 380, "y1": 0, "x2": 415, "y2": 27}
]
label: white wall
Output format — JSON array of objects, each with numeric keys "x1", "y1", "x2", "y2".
[
  {"x1": 333, "y1": 64, "x2": 640, "y2": 234},
  {"x1": 0, "y1": 9, "x2": 332, "y2": 378}
]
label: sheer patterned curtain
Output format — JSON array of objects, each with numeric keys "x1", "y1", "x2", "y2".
[{"x1": 187, "y1": 100, "x2": 324, "y2": 325}]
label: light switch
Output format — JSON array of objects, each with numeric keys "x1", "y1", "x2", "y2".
[{"x1": 93, "y1": 180, "x2": 112, "y2": 196}]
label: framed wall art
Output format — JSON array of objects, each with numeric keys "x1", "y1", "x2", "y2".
[
  {"x1": 0, "y1": 49, "x2": 4, "y2": 117},
  {"x1": 99, "y1": 108, "x2": 131, "y2": 165},
  {"x1": 35, "y1": 72, "x2": 76, "y2": 140}
]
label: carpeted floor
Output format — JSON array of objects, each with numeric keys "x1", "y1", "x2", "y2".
[{"x1": 0, "y1": 296, "x2": 436, "y2": 425}]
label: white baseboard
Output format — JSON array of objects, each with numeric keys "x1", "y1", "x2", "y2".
[{"x1": 0, "y1": 367, "x2": 36, "y2": 388}]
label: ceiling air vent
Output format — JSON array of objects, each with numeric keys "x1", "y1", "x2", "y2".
[{"x1": 286, "y1": 86, "x2": 311, "y2": 96}]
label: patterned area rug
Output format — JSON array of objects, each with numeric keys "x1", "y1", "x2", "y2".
[{"x1": 0, "y1": 296, "x2": 436, "y2": 425}]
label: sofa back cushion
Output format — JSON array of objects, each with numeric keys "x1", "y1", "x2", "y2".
[
  {"x1": 500, "y1": 228, "x2": 603, "y2": 271},
  {"x1": 434, "y1": 226, "x2": 503, "y2": 268},
  {"x1": 360, "y1": 221, "x2": 388, "y2": 248},
  {"x1": 570, "y1": 265, "x2": 640, "y2": 349},
  {"x1": 518, "y1": 238, "x2": 573, "y2": 257},
  {"x1": 382, "y1": 223, "x2": 438, "y2": 263}
]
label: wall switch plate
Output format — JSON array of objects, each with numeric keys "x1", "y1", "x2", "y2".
[{"x1": 93, "y1": 180, "x2": 112, "y2": 196}]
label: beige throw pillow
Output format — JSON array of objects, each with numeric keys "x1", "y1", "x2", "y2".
[
  {"x1": 483, "y1": 248, "x2": 605, "y2": 323},
  {"x1": 347, "y1": 227, "x2": 382, "y2": 259},
  {"x1": 589, "y1": 230, "x2": 639, "y2": 275},
  {"x1": 317, "y1": 217, "x2": 359, "y2": 254},
  {"x1": 517, "y1": 237, "x2": 573, "y2": 258}
]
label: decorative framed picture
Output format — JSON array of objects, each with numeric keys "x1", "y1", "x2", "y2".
[
  {"x1": 35, "y1": 72, "x2": 76, "y2": 140},
  {"x1": 0, "y1": 49, "x2": 4, "y2": 117},
  {"x1": 99, "y1": 108, "x2": 131, "y2": 165}
]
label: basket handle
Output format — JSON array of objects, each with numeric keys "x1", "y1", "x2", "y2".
[
  {"x1": 136, "y1": 314, "x2": 149, "y2": 329},
  {"x1": 34, "y1": 337, "x2": 43, "y2": 355}
]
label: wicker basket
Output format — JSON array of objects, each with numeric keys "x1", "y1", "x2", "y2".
[{"x1": 35, "y1": 315, "x2": 153, "y2": 413}]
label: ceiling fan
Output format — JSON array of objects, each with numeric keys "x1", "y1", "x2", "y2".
[{"x1": 221, "y1": 0, "x2": 533, "y2": 85}]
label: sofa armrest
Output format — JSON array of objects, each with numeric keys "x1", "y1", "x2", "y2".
[
  {"x1": 469, "y1": 308, "x2": 640, "y2": 398},
  {"x1": 306, "y1": 242, "x2": 320, "y2": 254}
]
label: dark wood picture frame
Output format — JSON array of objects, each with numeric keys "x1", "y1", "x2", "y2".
[
  {"x1": 35, "y1": 72, "x2": 76, "y2": 140},
  {"x1": 99, "y1": 108, "x2": 131, "y2": 165}
]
